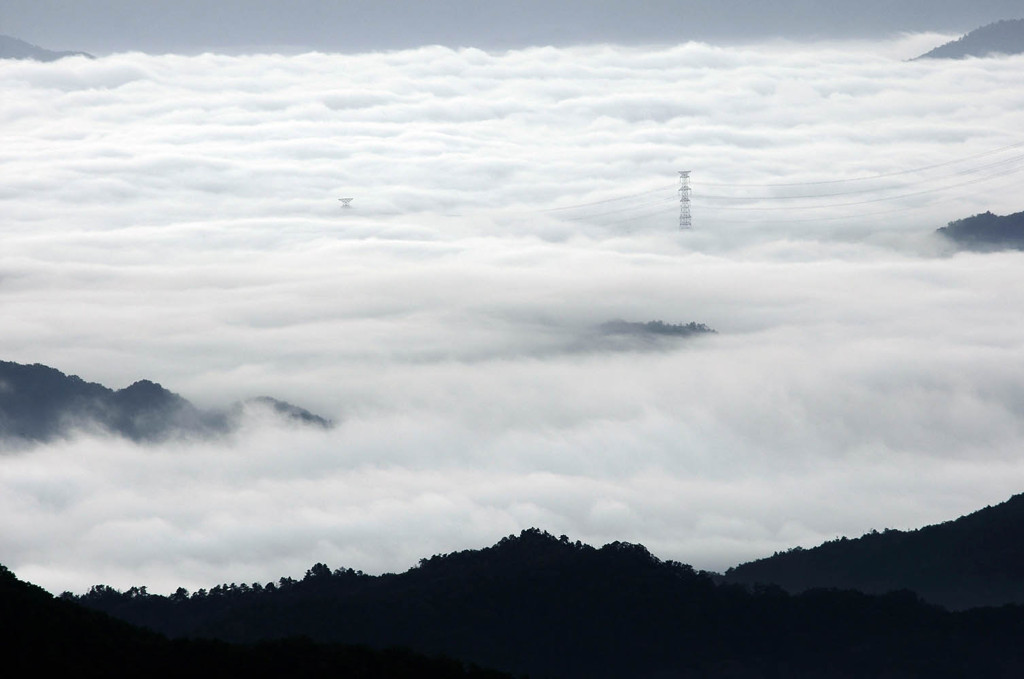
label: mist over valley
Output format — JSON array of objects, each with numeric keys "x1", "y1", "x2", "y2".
[{"x1": 3, "y1": 5, "x2": 1024, "y2": 675}]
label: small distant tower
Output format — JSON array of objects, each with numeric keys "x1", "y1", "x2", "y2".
[
  {"x1": 338, "y1": 198, "x2": 353, "y2": 208},
  {"x1": 678, "y1": 171, "x2": 691, "y2": 229}
]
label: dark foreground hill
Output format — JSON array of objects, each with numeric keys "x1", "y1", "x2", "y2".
[
  {"x1": 936, "y1": 210, "x2": 1024, "y2": 251},
  {"x1": 725, "y1": 493, "x2": 1024, "y2": 610},
  {"x1": 73, "y1": 528, "x2": 1024, "y2": 679},
  {"x1": 1, "y1": 562, "x2": 513, "y2": 679},
  {"x1": 0, "y1": 34, "x2": 93, "y2": 61},
  {"x1": 0, "y1": 360, "x2": 329, "y2": 444},
  {"x1": 915, "y1": 19, "x2": 1024, "y2": 59}
]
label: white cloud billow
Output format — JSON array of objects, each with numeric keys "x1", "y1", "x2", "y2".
[{"x1": 2, "y1": 36, "x2": 1024, "y2": 594}]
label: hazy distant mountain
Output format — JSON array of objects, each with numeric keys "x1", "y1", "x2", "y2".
[
  {"x1": 936, "y1": 210, "x2": 1024, "y2": 250},
  {"x1": 600, "y1": 319, "x2": 716, "y2": 338},
  {"x1": 580, "y1": 319, "x2": 716, "y2": 353},
  {"x1": 0, "y1": 34, "x2": 92, "y2": 61},
  {"x1": 234, "y1": 395, "x2": 332, "y2": 428},
  {"x1": 916, "y1": 19, "x2": 1024, "y2": 59},
  {"x1": 724, "y1": 493, "x2": 1024, "y2": 610},
  {"x1": 0, "y1": 360, "x2": 329, "y2": 444},
  {"x1": 72, "y1": 527, "x2": 1024, "y2": 678}
]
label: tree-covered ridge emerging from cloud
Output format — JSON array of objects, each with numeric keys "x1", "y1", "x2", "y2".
[
  {"x1": 0, "y1": 360, "x2": 329, "y2": 445},
  {"x1": 65, "y1": 525, "x2": 1024, "y2": 679}
]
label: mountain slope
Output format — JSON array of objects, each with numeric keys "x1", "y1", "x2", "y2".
[
  {"x1": 1, "y1": 562, "x2": 514, "y2": 679},
  {"x1": 72, "y1": 528, "x2": 1024, "y2": 678},
  {"x1": 724, "y1": 493, "x2": 1024, "y2": 610},
  {"x1": 0, "y1": 34, "x2": 92, "y2": 60},
  {"x1": 936, "y1": 210, "x2": 1024, "y2": 250},
  {"x1": 0, "y1": 360, "x2": 329, "y2": 444},
  {"x1": 916, "y1": 19, "x2": 1024, "y2": 59},
  {"x1": 0, "y1": 562, "x2": 166, "y2": 676}
]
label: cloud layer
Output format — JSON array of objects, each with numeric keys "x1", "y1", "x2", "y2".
[{"x1": 2, "y1": 38, "x2": 1024, "y2": 593}]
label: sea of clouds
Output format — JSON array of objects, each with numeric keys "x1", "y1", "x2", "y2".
[{"x1": 3, "y1": 35, "x2": 1024, "y2": 594}]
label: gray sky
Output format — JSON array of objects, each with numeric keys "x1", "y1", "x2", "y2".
[{"x1": 1, "y1": 0, "x2": 1022, "y2": 54}]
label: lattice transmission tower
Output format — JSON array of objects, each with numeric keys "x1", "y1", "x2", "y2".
[{"x1": 678, "y1": 171, "x2": 692, "y2": 229}]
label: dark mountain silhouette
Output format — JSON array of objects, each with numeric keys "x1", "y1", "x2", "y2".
[
  {"x1": 725, "y1": 492, "x2": 1024, "y2": 610},
  {"x1": 0, "y1": 562, "x2": 514, "y2": 679},
  {"x1": 915, "y1": 19, "x2": 1024, "y2": 59},
  {"x1": 72, "y1": 528, "x2": 1024, "y2": 678},
  {"x1": 0, "y1": 34, "x2": 93, "y2": 61},
  {"x1": 0, "y1": 360, "x2": 330, "y2": 444},
  {"x1": 936, "y1": 210, "x2": 1024, "y2": 250},
  {"x1": 1, "y1": 560, "x2": 167, "y2": 676}
]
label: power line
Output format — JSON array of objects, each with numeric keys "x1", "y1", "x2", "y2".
[
  {"x1": 561, "y1": 195, "x2": 677, "y2": 221},
  {"x1": 697, "y1": 152, "x2": 1024, "y2": 201},
  {"x1": 540, "y1": 185, "x2": 675, "y2": 213},
  {"x1": 546, "y1": 141, "x2": 1024, "y2": 227},
  {"x1": 465, "y1": 139, "x2": 1024, "y2": 229},
  {"x1": 693, "y1": 140, "x2": 1024, "y2": 188},
  {"x1": 700, "y1": 161, "x2": 1024, "y2": 212}
]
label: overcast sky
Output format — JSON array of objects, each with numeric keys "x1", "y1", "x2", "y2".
[
  {"x1": 2, "y1": 10, "x2": 1024, "y2": 595},
  {"x1": 0, "y1": 0, "x2": 1022, "y2": 54}
]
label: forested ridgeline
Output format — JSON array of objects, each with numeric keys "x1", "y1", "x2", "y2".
[
  {"x1": 724, "y1": 492, "x2": 1024, "y2": 610},
  {"x1": 71, "y1": 528, "x2": 1024, "y2": 679},
  {"x1": 937, "y1": 210, "x2": 1024, "y2": 250},
  {"x1": 0, "y1": 562, "x2": 515, "y2": 679}
]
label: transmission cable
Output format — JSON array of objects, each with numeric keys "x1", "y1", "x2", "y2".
[{"x1": 693, "y1": 140, "x2": 1024, "y2": 188}]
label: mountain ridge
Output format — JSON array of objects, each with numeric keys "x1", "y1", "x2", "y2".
[
  {"x1": 915, "y1": 19, "x2": 1024, "y2": 59},
  {"x1": 936, "y1": 209, "x2": 1024, "y2": 250},
  {"x1": 68, "y1": 526, "x2": 1024, "y2": 678},
  {"x1": 0, "y1": 34, "x2": 93, "y2": 61},
  {"x1": 724, "y1": 492, "x2": 1024, "y2": 609},
  {"x1": 0, "y1": 561, "x2": 515, "y2": 679},
  {"x1": 0, "y1": 360, "x2": 330, "y2": 444}
]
